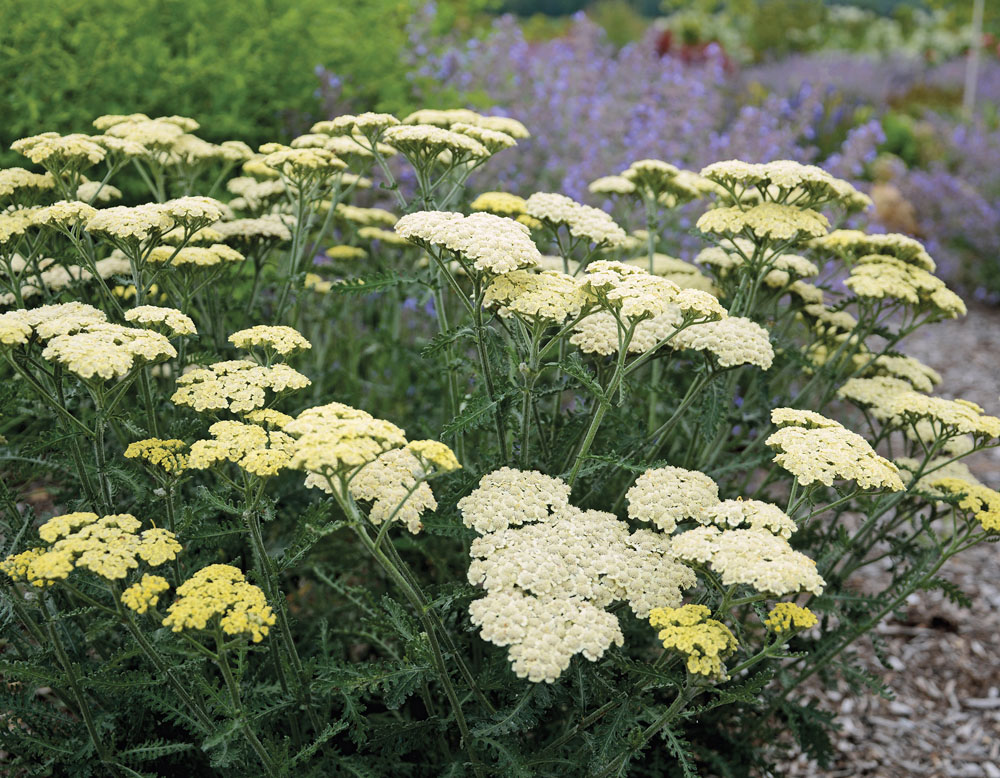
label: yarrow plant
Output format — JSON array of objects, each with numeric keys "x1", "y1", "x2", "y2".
[{"x1": 1, "y1": 106, "x2": 997, "y2": 778}]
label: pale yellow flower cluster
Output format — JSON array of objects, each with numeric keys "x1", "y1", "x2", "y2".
[
  {"x1": 524, "y1": 192, "x2": 627, "y2": 247},
  {"x1": 0, "y1": 254, "x2": 130, "y2": 307},
  {"x1": 395, "y1": 210, "x2": 540, "y2": 275},
  {"x1": 588, "y1": 175, "x2": 636, "y2": 196},
  {"x1": 470, "y1": 191, "x2": 529, "y2": 216},
  {"x1": 621, "y1": 158, "x2": 714, "y2": 203},
  {"x1": 697, "y1": 203, "x2": 829, "y2": 242},
  {"x1": 11, "y1": 133, "x2": 107, "y2": 169},
  {"x1": 312, "y1": 112, "x2": 401, "y2": 136},
  {"x1": 670, "y1": 316, "x2": 774, "y2": 369},
  {"x1": 335, "y1": 203, "x2": 397, "y2": 228},
  {"x1": 648, "y1": 604, "x2": 738, "y2": 678},
  {"x1": 163, "y1": 564, "x2": 275, "y2": 643},
  {"x1": 699, "y1": 159, "x2": 870, "y2": 209},
  {"x1": 383, "y1": 124, "x2": 489, "y2": 160},
  {"x1": 811, "y1": 229, "x2": 935, "y2": 272},
  {"x1": 229, "y1": 325, "x2": 311, "y2": 356},
  {"x1": 2, "y1": 512, "x2": 181, "y2": 583},
  {"x1": 171, "y1": 359, "x2": 310, "y2": 413},
  {"x1": 225, "y1": 177, "x2": 287, "y2": 212},
  {"x1": 0, "y1": 168, "x2": 55, "y2": 200},
  {"x1": 764, "y1": 603, "x2": 818, "y2": 634},
  {"x1": 0, "y1": 302, "x2": 104, "y2": 345},
  {"x1": 348, "y1": 448, "x2": 439, "y2": 534},
  {"x1": 868, "y1": 354, "x2": 941, "y2": 393},
  {"x1": 124, "y1": 306, "x2": 197, "y2": 336},
  {"x1": 484, "y1": 269, "x2": 592, "y2": 324},
  {"x1": 188, "y1": 420, "x2": 295, "y2": 478},
  {"x1": 285, "y1": 402, "x2": 409, "y2": 486},
  {"x1": 325, "y1": 245, "x2": 367, "y2": 261},
  {"x1": 77, "y1": 180, "x2": 121, "y2": 204},
  {"x1": 582, "y1": 260, "x2": 681, "y2": 320},
  {"x1": 450, "y1": 122, "x2": 518, "y2": 154},
  {"x1": 34, "y1": 200, "x2": 99, "y2": 229},
  {"x1": 888, "y1": 393, "x2": 1000, "y2": 441},
  {"x1": 86, "y1": 204, "x2": 174, "y2": 244},
  {"x1": 124, "y1": 438, "x2": 189, "y2": 474},
  {"x1": 627, "y1": 466, "x2": 720, "y2": 533},
  {"x1": 462, "y1": 468, "x2": 695, "y2": 682},
  {"x1": 700, "y1": 500, "x2": 798, "y2": 539},
  {"x1": 766, "y1": 408, "x2": 904, "y2": 490},
  {"x1": 121, "y1": 574, "x2": 171, "y2": 614},
  {"x1": 41, "y1": 322, "x2": 177, "y2": 380},
  {"x1": 406, "y1": 439, "x2": 462, "y2": 472},
  {"x1": 259, "y1": 144, "x2": 347, "y2": 178},
  {"x1": 845, "y1": 255, "x2": 966, "y2": 318}
]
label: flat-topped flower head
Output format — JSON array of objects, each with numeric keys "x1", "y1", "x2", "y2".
[
  {"x1": 766, "y1": 409, "x2": 904, "y2": 491},
  {"x1": 697, "y1": 203, "x2": 829, "y2": 242},
  {"x1": 124, "y1": 306, "x2": 197, "y2": 337},
  {"x1": 41, "y1": 323, "x2": 176, "y2": 380},
  {"x1": 86, "y1": 204, "x2": 174, "y2": 246},
  {"x1": 0, "y1": 168, "x2": 55, "y2": 205},
  {"x1": 700, "y1": 159, "x2": 866, "y2": 209},
  {"x1": 229, "y1": 325, "x2": 311, "y2": 357},
  {"x1": 670, "y1": 316, "x2": 774, "y2": 369},
  {"x1": 887, "y1": 393, "x2": 1000, "y2": 441},
  {"x1": 12, "y1": 133, "x2": 107, "y2": 170},
  {"x1": 34, "y1": 200, "x2": 99, "y2": 230},
  {"x1": 405, "y1": 439, "x2": 461, "y2": 472},
  {"x1": 384, "y1": 124, "x2": 489, "y2": 161},
  {"x1": 469, "y1": 590, "x2": 623, "y2": 684},
  {"x1": 589, "y1": 175, "x2": 636, "y2": 196},
  {"x1": 671, "y1": 526, "x2": 826, "y2": 596},
  {"x1": 4, "y1": 302, "x2": 107, "y2": 342},
  {"x1": 401, "y1": 108, "x2": 484, "y2": 127},
  {"x1": 121, "y1": 574, "x2": 170, "y2": 614},
  {"x1": 451, "y1": 122, "x2": 517, "y2": 154},
  {"x1": 845, "y1": 255, "x2": 966, "y2": 318},
  {"x1": 172, "y1": 359, "x2": 310, "y2": 413},
  {"x1": 622, "y1": 159, "x2": 707, "y2": 203},
  {"x1": 470, "y1": 191, "x2": 529, "y2": 216},
  {"x1": 608, "y1": 530, "x2": 697, "y2": 617},
  {"x1": 810, "y1": 229, "x2": 935, "y2": 272},
  {"x1": 334, "y1": 203, "x2": 397, "y2": 228},
  {"x1": 21, "y1": 512, "x2": 181, "y2": 582},
  {"x1": 649, "y1": 604, "x2": 738, "y2": 678},
  {"x1": 147, "y1": 243, "x2": 245, "y2": 268},
  {"x1": 259, "y1": 145, "x2": 347, "y2": 179},
  {"x1": 930, "y1": 479, "x2": 1000, "y2": 532},
  {"x1": 124, "y1": 438, "x2": 189, "y2": 474},
  {"x1": 525, "y1": 192, "x2": 627, "y2": 248},
  {"x1": 458, "y1": 467, "x2": 572, "y2": 535},
  {"x1": 627, "y1": 466, "x2": 720, "y2": 533},
  {"x1": 585, "y1": 264, "x2": 681, "y2": 320},
  {"x1": 484, "y1": 269, "x2": 592, "y2": 324},
  {"x1": 395, "y1": 211, "x2": 540, "y2": 275},
  {"x1": 764, "y1": 603, "x2": 818, "y2": 634},
  {"x1": 163, "y1": 564, "x2": 275, "y2": 643},
  {"x1": 699, "y1": 500, "x2": 798, "y2": 539},
  {"x1": 285, "y1": 402, "x2": 408, "y2": 484},
  {"x1": 187, "y1": 420, "x2": 295, "y2": 478},
  {"x1": 348, "y1": 448, "x2": 439, "y2": 534},
  {"x1": 1, "y1": 548, "x2": 54, "y2": 588}
]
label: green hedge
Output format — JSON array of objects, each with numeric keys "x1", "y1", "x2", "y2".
[{"x1": 1, "y1": 0, "x2": 416, "y2": 157}]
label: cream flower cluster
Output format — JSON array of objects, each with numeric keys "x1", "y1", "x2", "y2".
[
  {"x1": 383, "y1": 124, "x2": 489, "y2": 160},
  {"x1": 124, "y1": 306, "x2": 197, "y2": 336},
  {"x1": 845, "y1": 255, "x2": 966, "y2": 318},
  {"x1": 34, "y1": 200, "x2": 98, "y2": 229},
  {"x1": 147, "y1": 243, "x2": 245, "y2": 269},
  {"x1": 400, "y1": 109, "x2": 530, "y2": 139},
  {"x1": 483, "y1": 269, "x2": 592, "y2": 324},
  {"x1": 766, "y1": 408, "x2": 904, "y2": 490},
  {"x1": 699, "y1": 500, "x2": 798, "y2": 539},
  {"x1": 627, "y1": 466, "x2": 720, "y2": 533},
  {"x1": 697, "y1": 203, "x2": 829, "y2": 242},
  {"x1": 931, "y1": 479, "x2": 1000, "y2": 533},
  {"x1": 621, "y1": 159, "x2": 713, "y2": 203},
  {"x1": 887, "y1": 393, "x2": 1000, "y2": 441},
  {"x1": 285, "y1": 402, "x2": 409, "y2": 485},
  {"x1": 188, "y1": 420, "x2": 295, "y2": 478},
  {"x1": 0, "y1": 168, "x2": 55, "y2": 200},
  {"x1": 699, "y1": 159, "x2": 869, "y2": 209},
  {"x1": 582, "y1": 260, "x2": 681, "y2": 320},
  {"x1": 41, "y1": 323, "x2": 176, "y2": 380},
  {"x1": 461, "y1": 469, "x2": 696, "y2": 682},
  {"x1": 348, "y1": 448, "x2": 438, "y2": 534},
  {"x1": 524, "y1": 192, "x2": 627, "y2": 247},
  {"x1": 12, "y1": 133, "x2": 107, "y2": 169},
  {"x1": 229, "y1": 325, "x2": 311, "y2": 356},
  {"x1": 171, "y1": 359, "x2": 310, "y2": 413},
  {"x1": 213, "y1": 215, "x2": 291, "y2": 245},
  {"x1": 669, "y1": 316, "x2": 774, "y2": 369},
  {"x1": 811, "y1": 229, "x2": 936, "y2": 272},
  {"x1": 395, "y1": 211, "x2": 540, "y2": 275}
]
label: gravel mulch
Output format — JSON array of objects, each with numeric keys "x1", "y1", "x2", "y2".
[{"x1": 781, "y1": 303, "x2": 1000, "y2": 777}]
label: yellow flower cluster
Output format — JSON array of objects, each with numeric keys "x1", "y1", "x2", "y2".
[
  {"x1": 259, "y1": 144, "x2": 347, "y2": 178},
  {"x1": 0, "y1": 168, "x2": 55, "y2": 200},
  {"x1": 325, "y1": 245, "x2": 368, "y2": 261},
  {"x1": 229, "y1": 325, "x2": 311, "y2": 356},
  {"x1": 121, "y1": 574, "x2": 170, "y2": 614},
  {"x1": 450, "y1": 122, "x2": 518, "y2": 154},
  {"x1": 124, "y1": 306, "x2": 197, "y2": 336},
  {"x1": 77, "y1": 180, "x2": 121, "y2": 204},
  {"x1": 888, "y1": 393, "x2": 1000, "y2": 441},
  {"x1": 188, "y1": 420, "x2": 295, "y2": 478},
  {"x1": 124, "y1": 438, "x2": 189, "y2": 474},
  {"x1": 163, "y1": 564, "x2": 275, "y2": 643},
  {"x1": 764, "y1": 603, "x2": 818, "y2": 633},
  {"x1": 85, "y1": 204, "x2": 174, "y2": 244},
  {"x1": 766, "y1": 408, "x2": 904, "y2": 491},
  {"x1": 588, "y1": 175, "x2": 637, "y2": 196},
  {"x1": 0, "y1": 302, "x2": 105, "y2": 346},
  {"x1": 285, "y1": 402, "x2": 409, "y2": 485},
  {"x1": 931, "y1": 479, "x2": 1000, "y2": 532},
  {"x1": 213, "y1": 215, "x2": 291, "y2": 246},
  {"x1": 648, "y1": 604, "x2": 738, "y2": 678},
  {"x1": 12, "y1": 133, "x2": 107, "y2": 169},
  {"x1": 524, "y1": 192, "x2": 627, "y2": 247},
  {"x1": 34, "y1": 200, "x2": 99, "y2": 229},
  {"x1": 171, "y1": 359, "x2": 310, "y2": 413},
  {"x1": 0, "y1": 548, "x2": 53, "y2": 587},
  {"x1": 395, "y1": 210, "x2": 540, "y2": 275},
  {"x1": 2, "y1": 512, "x2": 181, "y2": 583},
  {"x1": 406, "y1": 439, "x2": 462, "y2": 472},
  {"x1": 400, "y1": 109, "x2": 530, "y2": 139},
  {"x1": 0, "y1": 207, "x2": 42, "y2": 246},
  {"x1": 697, "y1": 203, "x2": 829, "y2": 242},
  {"x1": 41, "y1": 323, "x2": 176, "y2": 380},
  {"x1": 582, "y1": 261, "x2": 681, "y2": 320}
]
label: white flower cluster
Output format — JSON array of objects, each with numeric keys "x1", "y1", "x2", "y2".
[
  {"x1": 524, "y1": 192, "x2": 627, "y2": 247},
  {"x1": 395, "y1": 211, "x2": 540, "y2": 275},
  {"x1": 460, "y1": 469, "x2": 695, "y2": 682}
]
